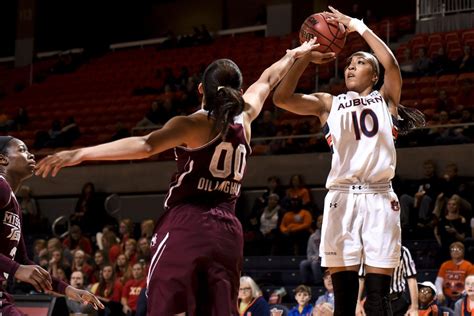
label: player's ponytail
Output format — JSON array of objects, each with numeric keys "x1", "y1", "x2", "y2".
[
  {"x1": 202, "y1": 59, "x2": 245, "y2": 140},
  {"x1": 397, "y1": 104, "x2": 426, "y2": 135}
]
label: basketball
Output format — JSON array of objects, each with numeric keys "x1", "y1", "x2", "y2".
[{"x1": 299, "y1": 13, "x2": 347, "y2": 55}]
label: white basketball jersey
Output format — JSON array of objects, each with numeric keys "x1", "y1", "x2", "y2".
[{"x1": 324, "y1": 90, "x2": 398, "y2": 188}]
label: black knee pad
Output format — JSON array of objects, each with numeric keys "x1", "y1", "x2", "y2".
[
  {"x1": 364, "y1": 273, "x2": 393, "y2": 316},
  {"x1": 331, "y1": 270, "x2": 359, "y2": 316}
]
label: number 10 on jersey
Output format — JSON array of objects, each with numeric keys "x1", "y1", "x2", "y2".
[{"x1": 351, "y1": 109, "x2": 379, "y2": 140}]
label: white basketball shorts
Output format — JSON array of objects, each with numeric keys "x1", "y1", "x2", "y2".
[{"x1": 320, "y1": 183, "x2": 401, "y2": 268}]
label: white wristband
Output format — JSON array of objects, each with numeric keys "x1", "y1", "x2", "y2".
[{"x1": 349, "y1": 18, "x2": 368, "y2": 35}]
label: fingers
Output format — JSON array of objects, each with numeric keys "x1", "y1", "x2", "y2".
[
  {"x1": 81, "y1": 293, "x2": 105, "y2": 310},
  {"x1": 36, "y1": 266, "x2": 53, "y2": 290},
  {"x1": 30, "y1": 271, "x2": 51, "y2": 293}
]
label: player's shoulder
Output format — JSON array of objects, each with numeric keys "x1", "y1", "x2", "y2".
[{"x1": 0, "y1": 175, "x2": 12, "y2": 208}]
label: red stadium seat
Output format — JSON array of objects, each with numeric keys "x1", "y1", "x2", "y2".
[{"x1": 436, "y1": 74, "x2": 458, "y2": 88}]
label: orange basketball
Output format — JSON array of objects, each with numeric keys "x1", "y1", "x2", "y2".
[{"x1": 299, "y1": 13, "x2": 347, "y2": 55}]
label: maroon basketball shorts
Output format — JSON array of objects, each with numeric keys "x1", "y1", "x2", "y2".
[{"x1": 146, "y1": 203, "x2": 243, "y2": 315}]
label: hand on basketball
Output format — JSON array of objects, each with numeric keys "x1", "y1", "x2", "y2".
[
  {"x1": 309, "y1": 51, "x2": 336, "y2": 64},
  {"x1": 14, "y1": 264, "x2": 53, "y2": 293},
  {"x1": 324, "y1": 6, "x2": 354, "y2": 32},
  {"x1": 65, "y1": 286, "x2": 105, "y2": 310},
  {"x1": 288, "y1": 38, "x2": 319, "y2": 59},
  {"x1": 35, "y1": 149, "x2": 82, "y2": 177}
]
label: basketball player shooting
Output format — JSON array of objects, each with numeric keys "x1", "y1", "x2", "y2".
[
  {"x1": 273, "y1": 6, "x2": 424, "y2": 316},
  {"x1": 0, "y1": 136, "x2": 104, "y2": 316}
]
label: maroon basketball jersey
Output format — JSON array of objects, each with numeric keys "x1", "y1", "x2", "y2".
[
  {"x1": 0, "y1": 176, "x2": 22, "y2": 283},
  {"x1": 164, "y1": 111, "x2": 251, "y2": 211}
]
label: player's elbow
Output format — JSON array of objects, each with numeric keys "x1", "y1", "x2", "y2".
[{"x1": 273, "y1": 91, "x2": 288, "y2": 108}]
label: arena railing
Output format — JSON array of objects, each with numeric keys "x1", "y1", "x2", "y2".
[
  {"x1": 417, "y1": 0, "x2": 474, "y2": 20},
  {"x1": 109, "y1": 25, "x2": 267, "y2": 51}
]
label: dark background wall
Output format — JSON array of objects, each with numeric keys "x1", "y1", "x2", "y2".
[{"x1": 0, "y1": 0, "x2": 415, "y2": 57}]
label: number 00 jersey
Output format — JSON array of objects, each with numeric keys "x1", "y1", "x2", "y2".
[
  {"x1": 324, "y1": 90, "x2": 398, "y2": 188},
  {"x1": 164, "y1": 110, "x2": 251, "y2": 211}
]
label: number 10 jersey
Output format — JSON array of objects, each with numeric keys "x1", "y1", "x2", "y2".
[
  {"x1": 164, "y1": 110, "x2": 251, "y2": 212},
  {"x1": 324, "y1": 90, "x2": 398, "y2": 188}
]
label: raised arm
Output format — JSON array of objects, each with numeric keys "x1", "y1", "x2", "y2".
[
  {"x1": 325, "y1": 6, "x2": 402, "y2": 115},
  {"x1": 35, "y1": 115, "x2": 196, "y2": 177},
  {"x1": 243, "y1": 39, "x2": 334, "y2": 122},
  {"x1": 273, "y1": 53, "x2": 333, "y2": 121}
]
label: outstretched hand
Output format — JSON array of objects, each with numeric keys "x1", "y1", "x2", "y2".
[
  {"x1": 288, "y1": 38, "x2": 319, "y2": 59},
  {"x1": 289, "y1": 37, "x2": 336, "y2": 64},
  {"x1": 64, "y1": 286, "x2": 105, "y2": 310},
  {"x1": 324, "y1": 6, "x2": 354, "y2": 32},
  {"x1": 35, "y1": 149, "x2": 82, "y2": 178}
]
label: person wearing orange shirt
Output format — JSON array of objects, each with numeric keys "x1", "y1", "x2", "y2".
[
  {"x1": 280, "y1": 197, "x2": 312, "y2": 255},
  {"x1": 436, "y1": 241, "x2": 473, "y2": 309},
  {"x1": 286, "y1": 174, "x2": 311, "y2": 208}
]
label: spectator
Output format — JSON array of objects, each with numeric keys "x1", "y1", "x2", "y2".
[
  {"x1": 140, "y1": 219, "x2": 155, "y2": 239},
  {"x1": 314, "y1": 270, "x2": 334, "y2": 310},
  {"x1": 414, "y1": 47, "x2": 432, "y2": 75},
  {"x1": 124, "y1": 238, "x2": 138, "y2": 265},
  {"x1": 61, "y1": 116, "x2": 80, "y2": 146},
  {"x1": 102, "y1": 230, "x2": 121, "y2": 264},
  {"x1": 238, "y1": 276, "x2": 270, "y2": 316},
  {"x1": 280, "y1": 197, "x2": 313, "y2": 255},
  {"x1": 119, "y1": 218, "x2": 134, "y2": 247},
  {"x1": 288, "y1": 284, "x2": 313, "y2": 316},
  {"x1": 115, "y1": 253, "x2": 132, "y2": 285},
  {"x1": 285, "y1": 174, "x2": 311, "y2": 208},
  {"x1": 16, "y1": 185, "x2": 41, "y2": 232},
  {"x1": 436, "y1": 241, "x2": 472, "y2": 308},
  {"x1": 458, "y1": 45, "x2": 474, "y2": 72},
  {"x1": 48, "y1": 248, "x2": 71, "y2": 281},
  {"x1": 454, "y1": 274, "x2": 474, "y2": 315},
  {"x1": 63, "y1": 225, "x2": 93, "y2": 255},
  {"x1": 135, "y1": 100, "x2": 163, "y2": 128},
  {"x1": 90, "y1": 265, "x2": 123, "y2": 314},
  {"x1": 430, "y1": 47, "x2": 451, "y2": 75},
  {"x1": 417, "y1": 281, "x2": 439, "y2": 316},
  {"x1": 435, "y1": 163, "x2": 471, "y2": 213},
  {"x1": 434, "y1": 196, "x2": 470, "y2": 260},
  {"x1": 253, "y1": 176, "x2": 285, "y2": 213},
  {"x1": 0, "y1": 107, "x2": 15, "y2": 131},
  {"x1": 33, "y1": 239, "x2": 47, "y2": 264},
  {"x1": 47, "y1": 237, "x2": 73, "y2": 263},
  {"x1": 299, "y1": 215, "x2": 323, "y2": 285},
  {"x1": 253, "y1": 110, "x2": 277, "y2": 138},
  {"x1": 66, "y1": 271, "x2": 98, "y2": 315},
  {"x1": 435, "y1": 89, "x2": 455, "y2": 112},
  {"x1": 71, "y1": 249, "x2": 94, "y2": 285},
  {"x1": 259, "y1": 193, "x2": 281, "y2": 255},
  {"x1": 400, "y1": 48, "x2": 417, "y2": 77},
  {"x1": 399, "y1": 160, "x2": 441, "y2": 229},
  {"x1": 46, "y1": 119, "x2": 62, "y2": 147},
  {"x1": 91, "y1": 249, "x2": 108, "y2": 284},
  {"x1": 73, "y1": 182, "x2": 107, "y2": 234},
  {"x1": 137, "y1": 237, "x2": 151, "y2": 264},
  {"x1": 121, "y1": 263, "x2": 146, "y2": 315}
]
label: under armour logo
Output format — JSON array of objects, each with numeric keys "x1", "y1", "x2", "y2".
[
  {"x1": 391, "y1": 200, "x2": 400, "y2": 212},
  {"x1": 352, "y1": 185, "x2": 362, "y2": 190},
  {"x1": 329, "y1": 202, "x2": 338, "y2": 208},
  {"x1": 150, "y1": 234, "x2": 157, "y2": 247}
]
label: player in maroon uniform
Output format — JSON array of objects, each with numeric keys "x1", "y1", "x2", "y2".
[
  {"x1": 0, "y1": 136, "x2": 104, "y2": 315},
  {"x1": 35, "y1": 39, "x2": 335, "y2": 315}
]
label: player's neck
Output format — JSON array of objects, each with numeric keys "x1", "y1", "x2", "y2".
[{"x1": 2, "y1": 172, "x2": 22, "y2": 193}]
